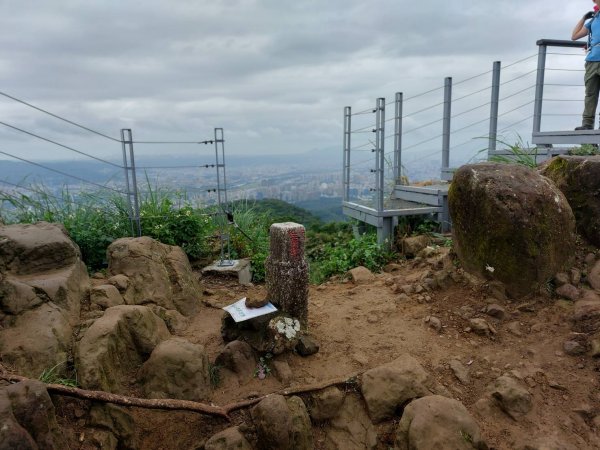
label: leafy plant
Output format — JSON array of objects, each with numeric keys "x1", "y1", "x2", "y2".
[
  {"x1": 568, "y1": 144, "x2": 599, "y2": 156},
  {"x1": 208, "y1": 362, "x2": 221, "y2": 387},
  {"x1": 39, "y1": 361, "x2": 78, "y2": 387},
  {"x1": 254, "y1": 353, "x2": 273, "y2": 379},
  {"x1": 488, "y1": 137, "x2": 538, "y2": 168}
]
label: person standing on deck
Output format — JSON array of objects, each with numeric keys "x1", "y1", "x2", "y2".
[{"x1": 573, "y1": 1, "x2": 600, "y2": 130}]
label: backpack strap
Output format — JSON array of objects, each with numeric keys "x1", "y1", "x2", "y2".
[{"x1": 589, "y1": 12, "x2": 598, "y2": 52}]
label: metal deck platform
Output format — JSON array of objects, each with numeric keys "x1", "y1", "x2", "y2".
[{"x1": 532, "y1": 130, "x2": 600, "y2": 146}]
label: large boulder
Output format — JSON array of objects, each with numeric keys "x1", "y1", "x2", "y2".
[
  {"x1": 138, "y1": 337, "x2": 211, "y2": 400},
  {"x1": 0, "y1": 380, "x2": 68, "y2": 450},
  {"x1": 205, "y1": 427, "x2": 253, "y2": 450},
  {"x1": 449, "y1": 163, "x2": 575, "y2": 298},
  {"x1": 76, "y1": 305, "x2": 171, "y2": 393},
  {"x1": 0, "y1": 303, "x2": 72, "y2": 378},
  {"x1": 251, "y1": 394, "x2": 313, "y2": 450},
  {"x1": 395, "y1": 395, "x2": 485, "y2": 450},
  {"x1": 540, "y1": 155, "x2": 600, "y2": 247},
  {"x1": 0, "y1": 222, "x2": 88, "y2": 317},
  {"x1": 324, "y1": 395, "x2": 377, "y2": 450},
  {"x1": 361, "y1": 354, "x2": 449, "y2": 423},
  {"x1": 107, "y1": 237, "x2": 202, "y2": 316}
]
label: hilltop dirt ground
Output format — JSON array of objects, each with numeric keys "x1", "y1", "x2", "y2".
[{"x1": 51, "y1": 245, "x2": 600, "y2": 450}]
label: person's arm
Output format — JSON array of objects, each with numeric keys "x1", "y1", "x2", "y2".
[{"x1": 573, "y1": 13, "x2": 593, "y2": 40}]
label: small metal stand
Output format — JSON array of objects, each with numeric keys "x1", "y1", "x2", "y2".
[{"x1": 214, "y1": 128, "x2": 234, "y2": 267}]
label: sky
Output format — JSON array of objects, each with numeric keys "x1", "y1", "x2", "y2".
[{"x1": 0, "y1": 0, "x2": 590, "y2": 167}]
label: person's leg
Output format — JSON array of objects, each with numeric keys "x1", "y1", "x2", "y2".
[{"x1": 581, "y1": 61, "x2": 600, "y2": 129}]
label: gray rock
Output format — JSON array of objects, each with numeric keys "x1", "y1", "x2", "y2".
[
  {"x1": 90, "y1": 284, "x2": 124, "y2": 310},
  {"x1": 590, "y1": 259, "x2": 600, "y2": 291},
  {"x1": 251, "y1": 395, "x2": 313, "y2": 450},
  {"x1": 348, "y1": 266, "x2": 375, "y2": 284},
  {"x1": 425, "y1": 315, "x2": 442, "y2": 332},
  {"x1": 215, "y1": 340, "x2": 257, "y2": 378},
  {"x1": 400, "y1": 235, "x2": 430, "y2": 257},
  {"x1": 324, "y1": 395, "x2": 377, "y2": 450},
  {"x1": 361, "y1": 354, "x2": 449, "y2": 423},
  {"x1": 205, "y1": 426, "x2": 253, "y2": 450},
  {"x1": 555, "y1": 283, "x2": 580, "y2": 301},
  {"x1": 585, "y1": 252, "x2": 597, "y2": 266},
  {"x1": 296, "y1": 335, "x2": 319, "y2": 356},
  {"x1": 88, "y1": 403, "x2": 137, "y2": 450},
  {"x1": 570, "y1": 268, "x2": 582, "y2": 286},
  {"x1": 449, "y1": 359, "x2": 470, "y2": 385},
  {"x1": 450, "y1": 163, "x2": 576, "y2": 298},
  {"x1": 488, "y1": 375, "x2": 533, "y2": 419},
  {"x1": 395, "y1": 395, "x2": 485, "y2": 450},
  {"x1": 469, "y1": 318, "x2": 496, "y2": 336},
  {"x1": 272, "y1": 360, "x2": 293, "y2": 385},
  {"x1": 138, "y1": 338, "x2": 211, "y2": 400},
  {"x1": 563, "y1": 340, "x2": 587, "y2": 356},
  {"x1": 309, "y1": 386, "x2": 345, "y2": 421},
  {"x1": 554, "y1": 272, "x2": 570, "y2": 286},
  {"x1": 485, "y1": 304, "x2": 506, "y2": 320}
]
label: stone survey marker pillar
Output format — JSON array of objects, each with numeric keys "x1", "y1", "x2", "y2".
[{"x1": 265, "y1": 222, "x2": 309, "y2": 325}]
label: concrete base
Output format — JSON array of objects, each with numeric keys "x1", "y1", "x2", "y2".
[{"x1": 201, "y1": 258, "x2": 252, "y2": 285}]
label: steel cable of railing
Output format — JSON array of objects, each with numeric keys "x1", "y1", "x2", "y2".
[
  {"x1": 499, "y1": 69, "x2": 537, "y2": 86},
  {"x1": 544, "y1": 113, "x2": 581, "y2": 116},
  {"x1": 498, "y1": 85, "x2": 536, "y2": 102},
  {"x1": 544, "y1": 99, "x2": 582, "y2": 102},
  {"x1": 131, "y1": 140, "x2": 214, "y2": 145},
  {"x1": 498, "y1": 115, "x2": 534, "y2": 133},
  {"x1": 350, "y1": 109, "x2": 376, "y2": 117},
  {"x1": 546, "y1": 68, "x2": 584, "y2": 72},
  {"x1": 547, "y1": 52, "x2": 585, "y2": 56},
  {"x1": 502, "y1": 54, "x2": 537, "y2": 69},
  {"x1": 453, "y1": 86, "x2": 491, "y2": 103},
  {"x1": 135, "y1": 164, "x2": 216, "y2": 170},
  {"x1": 0, "y1": 91, "x2": 122, "y2": 142},
  {"x1": 498, "y1": 100, "x2": 535, "y2": 117},
  {"x1": 403, "y1": 133, "x2": 444, "y2": 152},
  {"x1": 451, "y1": 102, "x2": 491, "y2": 120},
  {"x1": 451, "y1": 117, "x2": 490, "y2": 135},
  {"x1": 0, "y1": 121, "x2": 123, "y2": 168},
  {"x1": 545, "y1": 83, "x2": 584, "y2": 87},
  {"x1": 0, "y1": 150, "x2": 126, "y2": 195},
  {"x1": 403, "y1": 117, "x2": 444, "y2": 135}
]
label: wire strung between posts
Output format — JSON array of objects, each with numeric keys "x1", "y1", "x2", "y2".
[
  {"x1": 453, "y1": 68, "x2": 494, "y2": 86},
  {"x1": 403, "y1": 133, "x2": 444, "y2": 151},
  {"x1": 546, "y1": 68, "x2": 584, "y2": 72},
  {"x1": 0, "y1": 121, "x2": 123, "y2": 169},
  {"x1": 544, "y1": 99, "x2": 582, "y2": 102},
  {"x1": 135, "y1": 164, "x2": 216, "y2": 170},
  {"x1": 350, "y1": 109, "x2": 376, "y2": 116},
  {"x1": 502, "y1": 54, "x2": 537, "y2": 69},
  {"x1": 498, "y1": 115, "x2": 534, "y2": 133},
  {"x1": 498, "y1": 85, "x2": 536, "y2": 102},
  {"x1": 0, "y1": 91, "x2": 122, "y2": 142},
  {"x1": 544, "y1": 113, "x2": 580, "y2": 116},
  {"x1": 453, "y1": 86, "x2": 492, "y2": 103},
  {"x1": 0, "y1": 150, "x2": 125, "y2": 195},
  {"x1": 547, "y1": 52, "x2": 585, "y2": 56},
  {"x1": 403, "y1": 117, "x2": 444, "y2": 135},
  {"x1": 498, "y1": 100, "x2": 535, "y2": 117},
  {"x1": 403, "y1": 85, "x2": 445, "y2": 103},
  {"x1": 499, "y1": 69, "x2": 537, "y2": 86},
  {"x1": 452, "y1": 116, "x2": 490, "y2": 134},
  {"x1": 545, "y1": 83, "x2": 584, "y2": 87},
  {"x1": 131, "y1": 140, "x2": 215, "y2": 145},
  {"x1": 451, "y1": 102, "x2": 491, "y2": 120}
]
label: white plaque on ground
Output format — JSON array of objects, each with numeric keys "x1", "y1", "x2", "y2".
[{"x1": 222, "y1": 297, "x2": 277, "y2": 322}]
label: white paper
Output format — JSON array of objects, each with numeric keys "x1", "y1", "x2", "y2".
[{"x1": 222, "y1": 297, "x2": 277, "y2": 322}]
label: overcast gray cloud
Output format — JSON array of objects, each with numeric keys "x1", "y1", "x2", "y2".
[{"x1": 0, "y1": 0, "x2": 590, "y2": 164}]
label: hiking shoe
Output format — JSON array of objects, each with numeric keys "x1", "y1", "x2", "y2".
[{"x1": 575, "y1": 125, "x2": 594, "y2": 130}]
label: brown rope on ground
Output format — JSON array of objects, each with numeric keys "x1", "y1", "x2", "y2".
[{"x1": 0, "y1": 367, "x2": 361, "y2": 420}]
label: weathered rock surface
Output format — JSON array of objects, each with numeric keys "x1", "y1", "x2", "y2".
[
  {"x1": 395, "y1": 395, "x2": 485, "y2": 450},
  {"x1": 251, "y1": 394, "x2": 313, "y2": 450},
  {"x1": 571, "y1": 290, "x2": 600, "y2": 333},
  {"x1": 107, "y1": 236, "x2": 202, "y2": 316},
  {"x1": 215, "y1": 340, "x2": 257, "y2": 379},
  {"x1": 88, "y1": 403, "x2": 137, "y2": 450},
  {"x1": 400, "y1": 235, "x2": 430, "y2": 257},
  {"x1": 348, "y1": 266, "x2": 375, "y2": 284},
  {"x1": 487, "y1": 375, "x2": 533, "y2": 419},
  {"x1": 90, "y1": 284, "x2": 124, "y2": 310},
  {"x1": 541, "y1": 155, "x2": 600, "y2": 247},
  {"x1": 138, "y1": 337, "x2": 211, "y2": 400},
  {"x1": 76, "y1": 305, "x2": 171, "y2": 393},
  {"x1": 0, "y1": 303, "x2": 72, "y2": 378},
  {"x1": 149, "y1": 305, "x2": 190, "y2": 334},
  {"x1": 0, "y1": 380, "x2": 68, "y2": 450},
  {"x1": 589, "y1": 259, "x2": 600, "y2": 291},
  {"x1": 309, "y1": 386, "x2": 345, "y2": 421},
  {"x1": 205, "y1": 426, "x2": 253, "y2": 450},
  {"x1": 361, "y1": 354, "x2": 449, "y2": 423},
  {"x1": 324, "y1": 394, "x2": 377, "y2": 450},
  {"x1": 449, "y1": 163, "x2": 575, "y2": 297}
]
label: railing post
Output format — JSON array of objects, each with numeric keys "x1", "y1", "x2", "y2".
[
  {"x1": 441, "y1": 77, "x2": 452, "y2": 180},
  {"x1": 488, "y1": 61, "x2": 501, "y2": 159},
  {"x1": 533, "y1": 43, "x2": 547, "y2": 133},
  {"x1": 374, "y1": 98, "x2": 385, "y2": 212},
  {"x1": 343, "y1": 106, "x2": 351, "y2": 201},
  {"x1": 394, "y1": 92, "x2": 403, "y2": 184},
  {"x1": 214, "y1": 127, "x2": 233, "y2": 266},
  {"x1": 121, "y1": 128, "x2": 141, "y2": 237}
]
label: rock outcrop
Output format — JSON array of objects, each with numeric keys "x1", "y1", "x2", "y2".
[
  {"x1": 449, "y1": 163, "x2": 575, "y2": 297},
  {"x1": 0, "y1": 222, "x2": 89, "y2": 377},
  {"x1": 541, "y1": 155, "x2": 600, "y2": 247},
  {"x1": 107, "y1": 237, "x2": 202, "y2": 316},
  {"x1": 360, "y1": 353, "x2": 449, "y2": 423},
  {"x1": 138, "y1": 337, "x2": 211, "y2": 400},
  {"x1": 0, "y1": 380, "x2": 68, "y2": 450},
  {"x1": 76, "y1": 305, "x2": 171, "y2": 393},
  {"x1": 395, "y1": 395, "x2": 485, "y2": 450}
]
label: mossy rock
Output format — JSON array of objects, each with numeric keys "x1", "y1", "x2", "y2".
[
  {"x1": 540, "y1": 155, "x2": 600, "y2": 247},
  {"x1": 449, "y1": 163, "x2": 575, "y2": 298}
]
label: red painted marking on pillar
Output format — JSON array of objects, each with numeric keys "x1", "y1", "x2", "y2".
[{"x1": 288, "y1": 228, "x2": 304, "y2": 258}]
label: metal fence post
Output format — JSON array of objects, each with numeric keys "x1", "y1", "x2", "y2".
[
  {"x1": 343, "y1": 106, "x2": 351, "y2": 201},
  {"x1": 441, "y1": 77, "x2": 452, "y2": 180},
  {"x1": 533, "y1": 43, "x2": 547, "y2": 133},
  {"x1": 394, "y1": 92, "x2": 403, "y2": 184},
  {"x1": 488, "y1": 61, "x2": 501, "y2": 159},
  {"x1": 374, "y1": 98, "x2": 385, "y2": 212},
  {"x1": 214, "y1": 127, "x2": 233, "y2": 266},
  {"x1": 121, "y1": 128, "x2": 141, "y2": 237}
]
